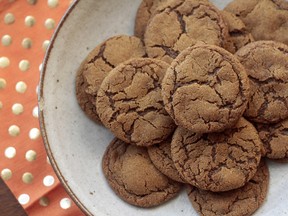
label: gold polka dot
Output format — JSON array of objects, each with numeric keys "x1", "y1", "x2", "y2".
[
  {"x1": 32, "y1": 106, "x2": 39, "y2": 118},
  {"x1": 39, "y1": 197, "x2": 50, "y2": 207},
  {"x1": 15, "y1": 81, "x2": 27, "y2": 93},
  {"x1": 27, "y1": 0, "x2": 37, "y2": 5},
  {"x1": 22, "y1": 172, "x2": 34, "y2": 184},
  {"x1": 47, "y1": 0, "x2": 58, "y2": 8},
  {"x1": 8, "y1": 125, "x2": 20, "y2": 137},
  {"x1": 0, "y1": 101, "x2": 3, "y2": 110},
  {"x1": 0, "y1": 57, "x2": 10, "y2": 68},
  {"x1": 1, "y1": 35, "x2": 12, "y2": 46},
  {"x1": 0, "y1": 78, "x2": 7, "y2": 89},
  {"x1": 4, "y1": 13, "x2": 15, "y2": 25},
  {"x1": 44, "y1": 18, "x2": 55, "y2": 30},
  {"x1": 39, "y1": 63, "x2": 43, "y2": 72},
  {"x1": 42, "y1": 40, "x2": 50, "y2": 51},
  {"x1": 12, "y1": 103, "x2": 24, "y2": 115},
  {"x1": 22, "y1": 38, "x2": 32, "y2": 49},
  {"x1": 1, "y1": 169, "x2": 12, "y2": 181},
  {"x1": 25, "y1": 16, "x2": 36, "y2": 27},
  {"x1": 26, "y1": 150, "x2": 37, "y2": 162},
  {"x1": 47, "y1": 156, "x2": 51, "y2": 165},
  {"x1": 19, "y1": 60, "x2": 30, "y2": 72},
  {"x1": 29, "y1": 128, "x2": 41, "y2": 140},
  {"x1": 60, "y1": 198, "x2": 72, "y2": 209},
  {"x1": 5, "y1": 147, "x2": 16, "y2": 159}
]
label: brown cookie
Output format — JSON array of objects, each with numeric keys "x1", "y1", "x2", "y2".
[
  {"x1": 162, "y1": 44, "x2": 250, "y2": 133},
  {"x1": 96, "y1": 58, "x2": 176, "y2": 146},
  {"x1": 148, "y1": 138, "x2": 186, "y2": 183},
  {"x1": 102, "y1": 138, "x2": 182, "y2": 208},
  {"x1": 187, "y1": 159, "x2": 269, "y2": 216},
  {"x1": 256, "y1": 118, "x2": 288, "y2": 160},
  {"x1": 76, "y1": 35, "x2": 146, "y2": 123},
  {"x1": 134, "y1": 0, "x2": 168, "y2": 39},
  {"x1": 144, "y1": 0, "x2": 229, "y2": 64},
  {"x1": 236, "y1": 41, "x2": 288, "y2": 124},
  {"x1": 171, "y1": 118, "x2": 262, "y2": 192},
  {"x1": 221, "y1": 10, "x2": 254, "y2": 53},
  {"x1": 225, "y1": 0, "x2": 288, "y2": 45}
]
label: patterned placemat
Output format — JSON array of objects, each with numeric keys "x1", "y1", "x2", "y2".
[{"x1": 0, "y1": 0, "x2": 85, "y2": 215}]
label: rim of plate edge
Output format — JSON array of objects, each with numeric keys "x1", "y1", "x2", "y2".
[{"x1": 38, "y1": 0, "x2": 92, "y2": 215}]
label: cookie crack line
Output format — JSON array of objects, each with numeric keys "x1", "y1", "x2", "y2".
[
  {"x1": 168, "y1": 47, "x2": 247, "y2": 120},
  {"x1": 87, "y1": 42, "x2": 116, "y2": 68}
]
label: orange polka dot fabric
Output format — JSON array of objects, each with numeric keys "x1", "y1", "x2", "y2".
[{"x1": 0, "y1": 0, "x2": 84, "y2": 215}]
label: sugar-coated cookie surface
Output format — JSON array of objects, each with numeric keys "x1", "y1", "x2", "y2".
[
  {"x1": 148, "y1": 138, "x2": 186, "y2": 183},
  {"x1": 162, "y1": 44, "x2": 250, "y2": 133},
  {"x1": 144, "y1": 0, "x2": 229, "y2": 63},
  {"x1": 236, "y1": 40, "x2": 288, "y2": 124},
  {"x1": 187, "y1": 160, "x2": 269, "y2": 216},
  {"x1": 225, "y1": 0, "x2": 288, "y2": 45},
  {"x1": 171, "y1": 118, "x2": 262, "y2": 192},
  {"x1": 221, "y1": 10, "x2": 254, "y2": 53},
  {"x1": 134, "y1": 0, "x2": 168, "y2": 39},
  {"x1": 76, "y1": 35, "x2": 146, "y2": 123},
  {"x1": 256, "y1": 118, "x2": 288, "y2": 160},
  {"x1": 97, "y1": 58, "x2": 175, "y2": 146},
  {"x1": 102, "y1": 138, "x2": 182, "y2": 208}
]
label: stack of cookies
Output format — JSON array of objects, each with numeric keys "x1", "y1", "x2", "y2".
[{"x1": 75, "y1": 0, "x2": 288, "y2": 215}]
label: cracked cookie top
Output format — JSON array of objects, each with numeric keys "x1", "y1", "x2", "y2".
[
  {"x1": 162, "y1": 44, "x2": 250, "y2": 133},
  {"x1": 187, "y1": 159, "x2": 269, "y2": 216},
  {"x1": 148, "y1": 138, "x2": 186, "y2": 183},
  {"x1": 236, "y1": 40, "x2": 288, "y2": 124},
  {"x1": 134, "y1": 0, "x2": 168, "y2": 39},
  {"x1": 171, "y1": 118, "x2": 262, "y2": 192},
  {"x1": 144, "y1": 0, "x2": 229, "y2": 64},
  {"x1": 76, "y1": 35, "x2": 146, "y2": 123},
  {"x1": 256, "y1": 119, "x2": 288, "y2": 160},
  {"x1": 221, "y1": 10, "x2": 254, "y2": 54},
  {"x1": 102, "y1": 138, "x2": 182, "y2": 208},
  {"x1": 225, "y1": 0, "x2": 288, "y2": 45},
  {"x1": 96, "y1": 58, "x2": 175, "y2": 146}
]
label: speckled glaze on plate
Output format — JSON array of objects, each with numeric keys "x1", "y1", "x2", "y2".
[{"x1": 39, "y1": 0, "x2": 288, "y2": 215}]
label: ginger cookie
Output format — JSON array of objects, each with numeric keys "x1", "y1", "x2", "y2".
[
  {"x1": 256, "y1": 119, "x2": 288, "y2": 160},
  {"x1": 134, "y1": 0, "x2": 168, "y2": 39},
  {"x1": 102, "y1": 138, "x2": 182, "y2": 208},
  {"x1": 162, "y1": 44, "x2": 250, "y2": 133},
  {"x1": 187, "y1": 160, "x2": 269, "y2": 216},
  {"x1": 171, "y1": 118, "x2": 262, "y2": 192},
  {"x1": 225, "y1": 0, "x2": 288, "y2": 45},
  {"x1": 221, "y1": 10, "x2": 254, "y2": 53},
  {"x1": 144, "y1": 0, "x2": 229, "y2": 64},
  {"x1": 96, "y1": 58, "x2": 175, "y2": 146},
  {"x1": 236, "y1": 41, "x2": 288, "y2": 124},
  {"x1": 76, "y1": 35, "x2": 146, "y2": 123},
  {"x1": 148, "y1": 138, "x2": 186, "y2": 183}
]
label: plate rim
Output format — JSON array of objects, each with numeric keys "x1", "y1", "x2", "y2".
[{"x1": 38, "y1": 0, "x2": 92, "y2": 215}]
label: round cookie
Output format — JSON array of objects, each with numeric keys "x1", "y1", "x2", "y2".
[
  {"x1": 76, "y1": 35, "x2": 146, "y2": 123},
  {"x1": 171, "y1": 118, "x2": 262, "y2": 192},
  {"x1": 96, "y1": 58, "x2": 175, "y2": 146},
  {"x1": 236, "y1": 41, "x2": 288, "y2": 124},
  {"x1": 225, "y1": 0, "x2": 288, "y2": 45},
  {"x1": 221, "y1": 10, "x2": 254, "y2": 53},
  {"x1": 148, "y1": 138, "x2": 186, "y2": 183},
  {"x1": 162, "y1": 44, "x2": 250, "y2": 133},
  {"x1": 134, "y1": 0, "x2": 168, "y2": 39},
  {"x1": 102, "y1": 138, "x2": 182, "y2": 208},
  {"x1": 256, "y1": 118, "x2": 288, "y2": 160},
  {"x1": 144, "y1": 0, "x2": 229, "y2": 64},
  {"x1": 187, "y1": 160, "x2": 269, "y2": 216}
]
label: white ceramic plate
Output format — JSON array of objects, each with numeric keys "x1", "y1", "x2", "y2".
[{"x1": 39, "y1": 0, "x2": 288, "y2": 215}]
